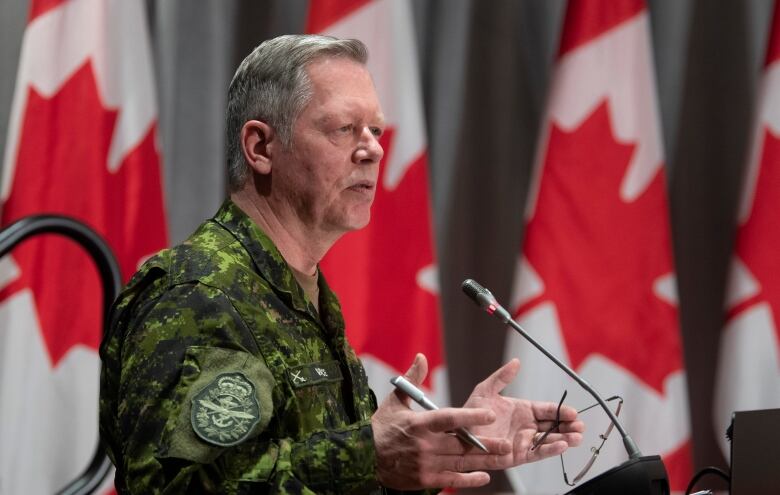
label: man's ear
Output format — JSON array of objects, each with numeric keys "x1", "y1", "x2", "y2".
[{"x1": 240, "y1": 120, "x2": 276, "y2": 175}]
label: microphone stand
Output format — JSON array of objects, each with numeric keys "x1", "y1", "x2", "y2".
[{"x1": 462, "y1": 279, "x2": 670, "y2": 495}]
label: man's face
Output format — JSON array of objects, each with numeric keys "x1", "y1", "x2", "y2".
[{"x1": 273, "y1": 57, "x2": 385, "y2": 236}]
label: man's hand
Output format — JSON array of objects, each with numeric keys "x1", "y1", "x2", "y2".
[
  {"x1": 371, "y1": 354, "x2": 512, "y2": 490},
  {"x1": 464, "y1": 359, "x2": 585, "y2": 468}
]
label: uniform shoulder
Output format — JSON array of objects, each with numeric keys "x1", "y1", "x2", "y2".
[
  {"x1": 166, "y1": 219, "x2": 254, "y2": 287},
  {"x1": 111, "y1": 219, "x2": 253, "y2": 324}
]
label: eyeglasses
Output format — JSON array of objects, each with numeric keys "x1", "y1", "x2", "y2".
[{"x1": 531, "y1": 390, "x2": 624, "y2": 486}]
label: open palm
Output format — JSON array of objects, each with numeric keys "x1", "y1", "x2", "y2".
[{"x1": 464, "y1": 359, "x2": 584, "y2": 467}]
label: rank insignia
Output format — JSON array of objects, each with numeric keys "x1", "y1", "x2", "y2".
[{"x1": 191, "y1": 372, "x2": 261, "y2": 447}]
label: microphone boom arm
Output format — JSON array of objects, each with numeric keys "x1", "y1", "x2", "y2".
[{"x1": 461, "y1": 279, "x2": 642, "y2": 460}]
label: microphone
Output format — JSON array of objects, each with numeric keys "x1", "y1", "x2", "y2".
[
  {"x1": 461, "y1": 279, "x2": 511, "y2": 319},
  {"x1": 462, "y1": 278, "x2": 670, "y2": 494}
]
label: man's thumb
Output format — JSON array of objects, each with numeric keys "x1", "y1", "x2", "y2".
[{"x1": 403, "y1": 353, "x2": 429, "y2": 386}]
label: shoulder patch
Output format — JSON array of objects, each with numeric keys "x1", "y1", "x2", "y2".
[{"x1": 191, "y1": 372, "x2": 261, "y2": 447}]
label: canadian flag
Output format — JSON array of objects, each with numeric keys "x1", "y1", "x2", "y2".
[
  {"x1": 306, "y1": 0, "x2": 448, "y2": 404},
  {"x1": 0, "y1": 0, "x2": 167, "y2": 493},
  {"x1": 503, "y1": 1, "x2": 691, "y2": 493},
  {"x1": 714, "y1": 0, "x2": 780, "y2": 457}
]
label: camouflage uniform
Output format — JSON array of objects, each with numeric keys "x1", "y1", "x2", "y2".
[{"x1": 100, "y1": 201, "x2": 412, "y2": 494}]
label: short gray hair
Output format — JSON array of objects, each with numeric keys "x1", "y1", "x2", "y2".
[{"x1": 225, "y1": 34, "x2": 368, "y2": 191}]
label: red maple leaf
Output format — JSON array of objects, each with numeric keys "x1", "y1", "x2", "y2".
[
  {"x1": 28, "y1": 0, "x2": 68, "y2": 23},
  {"x1": 519, "y1": 100, "x2": 681, "y2": 393},
  {"x1": 305, "y1": 0, "x2": 372, "y2": 33},
  {"x1": 662, "y1": 440, "x2": 693, "y2": 491},
  {"x1": 731, "y1": 128, "x2": 780, "y2": 350},
  {"x1": 321, "y1": 129, "x2": 443, "y2": 387},
  {"x1": 0, "y1": 61, "x2": 167, "y2": 366}
]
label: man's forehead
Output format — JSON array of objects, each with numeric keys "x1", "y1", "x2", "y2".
[
  {"x1": 313, "y1": 104, "x2": 386, "y2": 125},
  {"x1": 305, "y1": 56, "x2": 373, "y2": 85},
  {"x1": 304, "y1": 58, "x2": 383, "y2": 118}
]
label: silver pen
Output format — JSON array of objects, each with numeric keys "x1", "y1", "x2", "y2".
[{"x1": 390, "y1": 375, "x2": 489, "y2": 453}]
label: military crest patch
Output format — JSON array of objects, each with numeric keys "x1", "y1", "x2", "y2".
[{"x1": 191, "y1": 372, "x2": 261, "y2": 447}]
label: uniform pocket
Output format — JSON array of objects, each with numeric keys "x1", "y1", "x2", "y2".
[{"x1": 285, "y1": 360, "x2": 349, "y2": 433}]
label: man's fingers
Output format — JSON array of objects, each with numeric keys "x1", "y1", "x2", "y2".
[
  {"x1": 532, "y1": 401, "x2": 580, "y2": 421},
  {"x1": 529, "y1": 431, "x2": 584, "y2": 448},
  {"x1": 559, "y1": 419, "x2": 586, "y2": 434},
  {"x1": 561, "y1": 431, "x2": 584, "y2": 447},
  {"x1": 421, "y1": 408, "x2": 496, "y2": 433},
  {"x1": 535, "y1": 418, "x2": 585, "y2": 434},
  {"x1": 426, "y1": 471, "x2": 491, "y2": 489},
  {"x1": 530, "y1": 400, "x2": 563, "y2": 420},
  {"x1": 474, "y1": 359, "x2": 520, "y2": 396},
  {"x1": 435, "y1": 452, "x2": 511, "y2": 473},
  {"x1": 528, "y1": 439, "x2": 569, "y2": 461},
  {"x1": 433, "y1": 432, "x2": 512, "y2": 456},
  {"x1": 558, "y1": 404, "x2": 580, "y2": 421}
]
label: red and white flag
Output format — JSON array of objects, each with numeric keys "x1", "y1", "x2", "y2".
[
  {"x1": 0, "y1": 0, "x2": 167, "y2": 493},
  {"x1": 714, "y1": 0, "x2": 780, "y2": 456},
  {"x1": 306, "y1": 0, "x2": 448, "y2": 403},
  {"x1": 503, "y1": 1, "x2": 691, "y2": 492}
]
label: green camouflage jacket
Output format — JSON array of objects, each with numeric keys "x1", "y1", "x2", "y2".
[{"x1": 100, "y1": 200, "x2": 393, "y2": 494}]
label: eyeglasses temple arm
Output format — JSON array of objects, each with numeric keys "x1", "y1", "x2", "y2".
[{"x1": 485, "y1": 301, "x2": 642, "y2": 460}]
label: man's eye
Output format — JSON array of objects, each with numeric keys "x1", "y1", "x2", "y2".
[
  {"x1": 338, "y1": 124, "x2": 353, "y2": 133},
  {"x1": 370, "y1": 127, "x2": 383, "y2": 137}
]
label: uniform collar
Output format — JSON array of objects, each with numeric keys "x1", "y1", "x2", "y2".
[
  {"x1": 317, "y1": 272, "x2": 347, "y2": 336},
  {"x1": 213, "y1": 200, "x2": 345, "y2": 333}
]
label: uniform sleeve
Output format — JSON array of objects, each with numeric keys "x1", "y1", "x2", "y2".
[{"x1": 113, "y1": 282, "x2": 380, "y2": 494}]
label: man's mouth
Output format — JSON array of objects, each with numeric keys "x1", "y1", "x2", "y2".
[{"x1": 348, "y1": 181, "x2": 376, "y2": 192}]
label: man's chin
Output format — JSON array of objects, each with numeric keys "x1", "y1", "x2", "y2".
[
  {"x1": 348, "y1": 214, "x2": 371, "y2": 231},
  {"x1": 343, "y1": 210, "x2": 372, "y2": 232},
  {"x1": 324, "y1": 207, "x2": 373, "y2": 236}
]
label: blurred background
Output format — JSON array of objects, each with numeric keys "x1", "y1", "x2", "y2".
[{"x1": 1, "y1": 0, "x2": 777, "y2": 493}]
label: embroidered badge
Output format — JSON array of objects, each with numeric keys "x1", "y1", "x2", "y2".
[{"x1": 191, "y1": 372, "x2": 260, "y2": 447}]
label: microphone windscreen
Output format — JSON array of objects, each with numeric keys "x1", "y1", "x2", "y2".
[
  {"x1": 461, "y1": 278, "x2": 495, "y2": 306},
  {"x1": 461, "y1": 278, "x2": 483, "y2": 301}
]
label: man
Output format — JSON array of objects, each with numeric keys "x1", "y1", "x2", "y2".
[{"x1": 100, "y1": 34, "x2": 583, "y2": 494}]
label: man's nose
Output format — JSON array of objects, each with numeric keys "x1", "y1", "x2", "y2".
[{"x1": 354, "y1": 127, "x2": 384, "y2": 164}]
